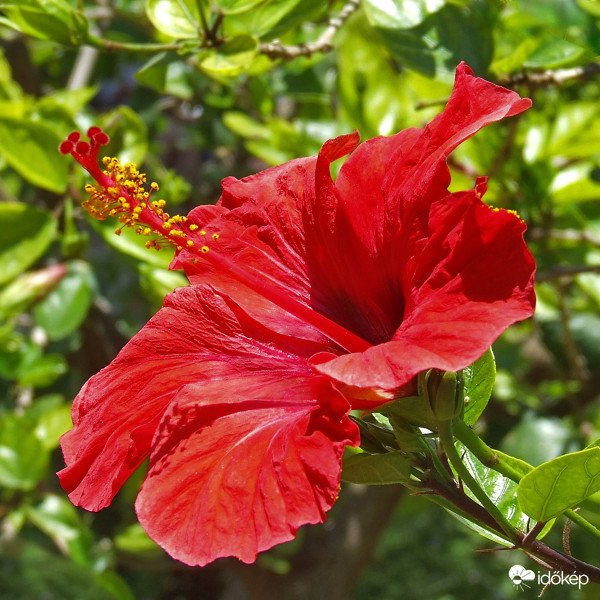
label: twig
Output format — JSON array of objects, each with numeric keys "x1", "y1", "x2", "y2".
[
  {"x1": 530, "y1": 228, "x2": 600, "y2": 248},
  {"x1": 498, "y1": 62, "x2": 600, "y2": 88},
  {"x1": 258, "y1": 0, "x2": 360, "y2": 60},
  {"x1": 67, "y1": 45, "x2": 99, "y2": 89},
  {"x1": 535, "y1": 264, "x2": 600, "y2": 282},
  {"x1": 86, "y1": 33, "x2": 184, "y2": 52}
]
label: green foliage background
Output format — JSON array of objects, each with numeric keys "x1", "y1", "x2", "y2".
[{"x1": 1, "y1": 0, "x2": 600, "y2": 598}]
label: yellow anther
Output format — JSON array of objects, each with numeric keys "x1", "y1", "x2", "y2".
[
  {"x1": 187, "y1": 240, "x2": 194, "y2": 247},
  {"x1": 200, "y1": 230, "x2": 206, "y2": 236},
  {"x1": 189, "y1": 224, "x2": 199, "y2": 231},
  {"x1": 151, "y1": 182, "x2": 159, "y2": 191},
  {"x1": 201, "y1": 246, "x2": 210, "y2": 253},
  {"x1": 143, "y1": 228, "x2": 152, "y2": 236},
  {"x1": 212, "y1": 233, "x2": 220, "y2": 240}
]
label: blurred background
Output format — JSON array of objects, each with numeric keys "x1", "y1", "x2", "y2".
[{"x1": 1, "y1": 0, "x2": 600, "y2": 598}]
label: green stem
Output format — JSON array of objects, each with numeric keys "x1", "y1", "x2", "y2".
[
  {"x1": 565, "y1": 510, "x2": 600, "y2": 540},
  {"x1": 437, "y1": 420, "x2": 520, "y2": 543},
  {"x1": 86, "y1": 33, "x2": 185, "y2": 53},
  {"x1": 454, "y1": 420, "x2": 524, "y2": 480},
  {"x1": 454, "y1": 420, "x2": 600, "y2": 542}
]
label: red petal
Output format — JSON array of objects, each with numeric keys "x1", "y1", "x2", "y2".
[
  {"x1": 58, "y1": 285, "x2": 342, "y2": 510},
  {"x1": 136, "y1": 374, "x2": 358, "y2": 566},
  {"x1": 315, "y1": 191, "x2": 536, "y2": 393},
  {"x1": 175, "y1": 65, "x2": 531, "y2": 351}
]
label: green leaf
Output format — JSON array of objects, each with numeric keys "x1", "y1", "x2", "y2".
[
  {"x1": 363, "y1": 0, "x2": 446, "y2": 29},
  {"x1": 0, "y1": 51, "x2": 23, "y2": 101},
  {"x1": 0, "y1": 413, "x2": 49, "y2": 490},
  {"x1": 378, "y1": 2, "x2": 494, "y2": 77},
  {"x1": 517, "y1": 448, "x2": 600, "y2": 521},
  {"x1": 379, "y1": 395, "x2": 435, "y2": 428},
  {"x1": 550, "y1": 163, "x2": 600, "y2": 204},
  {"x1": 0, "y1": 541, "x2": 117, "y2": 600},
  {"x1": 462, "y1": 348, "x2": 496, "y2": 426},
  {"x1": 138, "y1": 263, "x2": 188, "y2": 307},
  {"x1": 17, "y1": 352, "x2": 67, "y2": 387},
  {"x1": 33, "y1": 399, "x2": 72, "y2": 451},
  {"x1": 145, "y1": 0, "x2": 202, "y2": 39},
  {"x1": 91, "y1": 219, "x2": 174, "y2": 268},
  {"x1": 223, "y1": 111, "x2": 271, "y2": 139},
  {"x1": 0, "y1": 203, "x2": 56, "y2": 285},
  {"x1": 341, "y1": 451, "x2": 413, "y2": 485},
  {"x1": 524, "y1": 35, "x2": 588, "y2": 69},
  {"x1": 458, "y1": 443, "x2": 554, "y2": 544},
  {"x1": 223, "y1": 0, "x2": 305, "y2": 39},
  {"x1": 102, "y1": 105, "x2": 149, "y2": 166},
  {"x1": 0, "y1": 117, "x2": 69, "y2": 192},
  {"x1": 114, "y1": 523, "x2": 162, "y2": 558},
  {"x1": 0, "y1": 0, "x2": 88, "y2": 45},
  {"x1": 135, "y1": 53, "x2": 194, "y2": 99},
  {"x1": 94, "y1": 572, "x2": 135, "y2": 600},
  {"x1": 34, "y1": 261, "x2": 95, "y2": 341},
  {"x1": 199, "y1": 35, "x2": 258, "y2": 77},
  {"x1": 213, "y1": 0, "x2": 265, "y2": 14},
  {"x1": 26, "y1": 495, "x2": 92, "y2": 561}
]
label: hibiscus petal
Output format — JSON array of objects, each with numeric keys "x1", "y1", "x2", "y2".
[
  {"x1": 175, "y1": 64, "x2": 532, "y2": 350},
  {"x1": 314, "y1": 190, "x2": 536, "y2": 393},
  {"x1": 58, "y1": 284, "x2": 343, "y2": 510},
  {"x1": 135, "y1": 373, "x2": 357, "y2": 566},
  {"x1": 334, "y1": 62, "x2": 531, "y2": 235}
]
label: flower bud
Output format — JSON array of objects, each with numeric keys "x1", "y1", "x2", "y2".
[
  {"x1": 0, "y1": 264, "x2": 67, "y2": 318},
  {"x1": 425, "y1": 369, "x2": 463, "y2": 422}
]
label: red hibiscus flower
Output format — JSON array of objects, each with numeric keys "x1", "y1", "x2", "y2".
[{"x1": 58, "y1": 63, "x2": 535, "y2": 567}]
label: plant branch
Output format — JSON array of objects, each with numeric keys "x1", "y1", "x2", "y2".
[
  {"x1": 498, "y1": 62, "x2": 600, "y2": 88},
  {"x1": 437, "y1": 420, "x2": 521, "y2": 543},
  {"x1": 258, "y1": 0, "x2": 360, "y2": 60},
  {"x1": 86, "y1": 33, "x2": 185, "y2": 52},
  {"x1": 424, "y1": 462, "x2": 600, "y2": 583},
  {"x1": 536, "y1": 264, "x2": 600, "y2": 282},
  {"x1": 454, "y1": 421, "x2": 600, "y2": 542}
]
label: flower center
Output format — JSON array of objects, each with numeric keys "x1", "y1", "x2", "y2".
[{"x1": 60, "y1": 128, "x2": 372, "y2": 355}]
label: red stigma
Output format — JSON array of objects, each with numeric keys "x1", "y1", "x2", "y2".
[{"x1": 59, "y1": 127, "x2": 111, "y2": 181}]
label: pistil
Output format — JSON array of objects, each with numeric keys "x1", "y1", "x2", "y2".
[{"x1": 60, "y1": 128, "x2": 372, "y2": 355}]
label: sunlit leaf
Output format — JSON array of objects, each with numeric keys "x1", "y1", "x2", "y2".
[
  {"x1": 517, "y1": 448, "x2": 600, "y2": 521},
  {"x1": 0, "y1": 413, "x2": 49, "y2": 490},
  {"x1": 0, "y1": 0, "x2": 87, "y2": 45},
  {"x1": 213, "y1": 0, "x2": 265, "y2": 14},
  {"x1": 34, "y1": 261, "x2": 95, "y2": 341},
  {"x1": 0, "y1": 203, "x2": 56, "y2": 285},
  {"x1": 0, "y1": 117, "x2": 69, "y2": 192},
  {"x1": 90, "y1": 219, "x2": 174, "y2": 268},
  {"x1": 458, "y1": 443, "x2": 555, "y2": 543},
  {"x1": 462, "y1": 348, "x2": 496, "y2": 426},
  {"x1": 363, "y1": 0, "x2": 446, "y2": 29},
  {"x1": 145, "y1": 0, "x2": 202, "y2": 39},
  {"x1": 199, "y1": 35, "x2": 258, "y2": 77}
]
